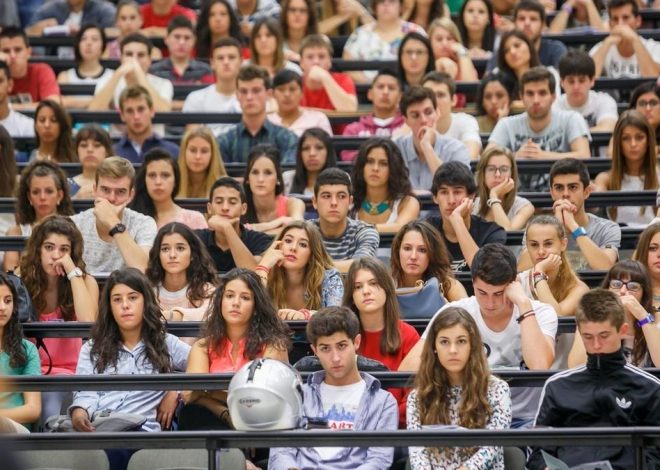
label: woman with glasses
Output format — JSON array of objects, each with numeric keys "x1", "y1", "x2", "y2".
[
  {"x1": 629, "y1": 82, "x2": 660, "y2": 154},
  {"x1": 569, "y1": 260, "x2": 660, "y2": 368},
  {"x1": 473, "y1": 146, "x2": 534, "y2": 231},
  {"x1": 397, "y1": 32, "x2": 435, "y2": 89}
]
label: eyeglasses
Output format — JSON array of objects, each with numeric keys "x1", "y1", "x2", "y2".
[
  {"x1": 402, "y1": 49, "x2": 428, "y2": 58},
  {"x1": 636, "y1": 99, "x2": 659, "y2": 109},
  {"x1": 609, "y1": 279, "x2": 642, "y2": 292},
  {"x1": 485, "y1": 165, "x2": 511, "y2": 175}
]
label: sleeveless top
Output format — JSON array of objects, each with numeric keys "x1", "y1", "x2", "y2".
[
  {"x1": 64, "y1": 67, "x2": 114, "y2": 84},
  {"x1": 275, "y1": 195, "x2": 288, "y2": 218},
  {"x1": 37, "y1": 308, "x2": 82, "y2": 375},
  {"x1": 615, "y1": 174, "x2": 656, "y2": 228},
  {"x1": 208, "y1": 338, "x2": 264, "y2": 373}
]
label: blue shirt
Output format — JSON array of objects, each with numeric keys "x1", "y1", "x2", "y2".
[
  {"x1": 30, "y1": 0, "x2": 116, "y2": 28},
  {"x1": 70, "y1": 334, "x2": 190, "y2": 431},
  {"x1": 217, "y1": 119, "x2": 298, "y2": 164},
  {"x1": 114, "y1": 134, "x2": 180, "y2": 163}
]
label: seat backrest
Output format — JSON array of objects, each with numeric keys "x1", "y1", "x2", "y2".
[
  {"x1": 17, "y1": 449, "x2": 109, "y2": 470},
  {"x1": 503, "y1": 446, "x2": 527, "y2": 470},
  {"x1": 127, "y1": 448, "x2": 246, "y2": 470}
]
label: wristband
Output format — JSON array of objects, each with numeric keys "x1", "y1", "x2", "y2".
[
  {"x1": 487, "y1": 197, "x2": 502, "y2": 208},
  {"x1": 532, "y1": 271, "x2": 549, "y2": 287},
  {"x1": 516, "y1": 309, "x2": 536, "y2": 324},
  {"x1": 255, "y1": 265, "x2": 271, "y2": 274},
  {"x1": 636, "y1": 313, "x2": 655, "y2": 328},
  {"x1": 571, "y1": 226, "x2": 587, "y2": 239}
]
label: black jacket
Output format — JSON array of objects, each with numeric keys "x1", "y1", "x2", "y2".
[{"x1": 527, "y1": 349, "x2": 660, "y2": 470}]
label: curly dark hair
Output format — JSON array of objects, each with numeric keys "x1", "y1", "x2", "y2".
[
  {"x1": 90, "y1": 268, "x2": 171, "y2": 374},
  {"x1": 128, "y1": 148, "x2": 180, "y2": 219},
  {"x1": 20, "y1": 215, "x2": 88, "y2": 321},
  {"x1": 0, "y1": 271, "x2": 27, "y2": 369},
  {"x1": 242, "y1": 144, "x2": 285, "y2": 224},
  {"x1": 201, "y1": 268, "x2": 291, "y2": 360},
  {"x1": 15, "y1": 160, "x2": 74, "y2": 225},
  {"x1": 350, "y1": 137, "x2": 412, "y2": 216},
  {"x1": 291, "y1": 128, "x2": 337, "y2": 194},
  {"x1": 196, "y1": 0, "x2": 242, "y2": 59},
  {"x1": 0, "y1": 125, "x2": 17, "y2": 197},
  {"x1": 34, "y1": 100, "x2": 77, "y2": 163},
  {"x1": 147, "y1": 222, "x2": 219, "y2": 307}
]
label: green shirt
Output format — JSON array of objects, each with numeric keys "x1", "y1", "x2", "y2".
[
  {"x1": 0, "y1": 339, "x2": 41, "y2": 428},
  {"x1": 447, "y1": 0, "x2": 465, "y2": 14}
]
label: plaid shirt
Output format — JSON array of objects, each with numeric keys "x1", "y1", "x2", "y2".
[{"x1": 217, "y1": 119, "x2": 298, "y2": 164}]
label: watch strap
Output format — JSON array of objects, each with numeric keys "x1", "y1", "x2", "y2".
[
  {"x1": 571, "y1": 226, "x2": 587, "y2": 239},
  {"x1": 637, "y1": 314, "x2": 655, "y2": 328}
]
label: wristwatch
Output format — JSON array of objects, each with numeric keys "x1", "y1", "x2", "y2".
[
  {"x1": 67, "y1": 267, "x2": 83, "y2": 281},
  {"x1": 571, "y1": 226, "x2": 587, "y2": 240},
  {"x1": 109, "y1": 223, "x2": 126, "y2": 237}
]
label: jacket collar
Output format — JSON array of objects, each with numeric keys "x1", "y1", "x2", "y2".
[{"x1": 586, "y1": 348, "x2": 626, "y2": 373}]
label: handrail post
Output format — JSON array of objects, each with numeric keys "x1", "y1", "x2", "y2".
[{"x1": 206, "y1": 438, "x2": 217, "y2": 470}]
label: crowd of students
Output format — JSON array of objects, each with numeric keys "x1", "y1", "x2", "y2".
[{"x1": 0, "y1": 0, "x2": 659, "y2": 469}]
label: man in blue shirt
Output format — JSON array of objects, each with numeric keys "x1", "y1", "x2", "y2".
[
  {"x1": 113, "y1": 85, "x2": 179, "y2": 163},
  {"x1": 26, "y1": 0, "x2": 116, "y2": 36},
  {"x1": 217, "y1": 65, "x2": 298, "y2": 164}
]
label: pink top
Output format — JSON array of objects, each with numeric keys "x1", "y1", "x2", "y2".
[
  {"x1": 157, "y1": 208, "x2": 208, "y2": 230},
  {"x1": 208, "y1": 338, "x2": 264, "y2": 373},
  {"x1": 275, "y1": 195, "x2": 288, "y2": 218},
  {"x1": 37, "y1": 309, "x2": 82, "y2": 375},
  {"x1": 267, "y1": 109, "x2": 333, "y2": 137}
]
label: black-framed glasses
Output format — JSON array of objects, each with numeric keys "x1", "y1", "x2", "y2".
[{"x1": 609, "y1": 279, "x2": 642, "y2": 292}]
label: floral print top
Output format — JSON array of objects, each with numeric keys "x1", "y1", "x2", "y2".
[{"x1": 406, "y1": 376, "x2": 512, "y2": 470}]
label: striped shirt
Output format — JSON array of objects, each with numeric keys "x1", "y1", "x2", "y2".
[{"x1": 312, "y1": 218, "x2": 379, "y2": 261}]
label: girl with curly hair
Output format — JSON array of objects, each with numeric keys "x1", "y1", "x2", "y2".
[
  {"x1": 407, "y1": 306, "x2": 511, "y2": 469},
  {"x1": 129, "y1": 148, "x2": 208, "y2": 229},
  {"x1": 474, "y1": 146, "x2": 534, "y2": 231},
  {"x1": 283, "y1": 128, "x2": 337, "y2": 196},
  {"x1": 4, "y1": 161, "x2": 74, "y2": 271},
  {"x1": 30, "y1": 100, "x2": 77, "y2": 163},
  {"x1": 390, "y1": 221, "x2": 467, "y2": 315},
  {"x1": 19, "y1": 215, "x2": 98, "y2": 422},
  {"x1": 147, "y1": 222, "x2": 218, "y2": 324},
  {"x1": 256, "y1": 220, "x2": 344, "y2": 320},
  {"x1": 70, "y1": 268, "x2": 190, "y2": 434},
  {"x1": 180, "y1": 268, "x2": 289, "y2": 430},
  {"x1": 350, "y1": 137, "x2": 420, "y2": 233},
  {"x1": 242, "y1": 144, "x2": 305, "y2": 235},
  {"x1": 0, "y1": 271, "x2": 41, "y2": 432}
]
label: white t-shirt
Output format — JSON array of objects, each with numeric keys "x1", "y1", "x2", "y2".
[
  {"x1": 421, "y1": 296, "x2": 558, "y2": 369},
  {"x1": 445, "y1": 112, "x2": 482, "y2": 146},
  {"x1": 0, "y1": 109, "x2": 35, "y2": 137},
  {"x1": 316, "y1": 379, "x2": 366, "y2": 460},
  {"x1": 553, "y1": 90, "x2": 619, "y2": 128},
  {"x1": 71, "y1": 207, "x2": 158, "y2": 275},
  {"x1": 182, "y1": 85, "x2": 241, "y2": 136},
  {"x1": 589, "y1": 38, "x2": 660, "y2": 78},
  {"x1": 94, "y1": 73, "x2": 174, "y2": 109}
]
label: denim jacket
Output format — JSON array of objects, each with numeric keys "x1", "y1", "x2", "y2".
[{"x1": 268, "y1": 371, "x2": 398, "y2": 469}]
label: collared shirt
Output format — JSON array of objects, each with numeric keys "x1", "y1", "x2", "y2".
[
  {"x1": 149, "y1": 58, "x2": 214, "y2": 85},
  {"x1": 70, "y1": 334, "x2": 190, "y2": 431},
  {"x1": 29, "y1": 0, "x2": 116, "y2": 28},
  {"x1": 217, "y1": 119, "x2": 298, "y2": 164},
  {"x1": 113, "y1": 133, "x2": 180, "y2": 163}
]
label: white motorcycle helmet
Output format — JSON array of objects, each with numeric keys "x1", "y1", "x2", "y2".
[{"x1": 228, "y1": 358, "x2": 306, "y2": 431}]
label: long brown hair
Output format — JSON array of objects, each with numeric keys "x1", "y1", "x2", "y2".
[
  {"x1": 250, "y1": 18, "x2": 286, "y2": 73},
  {"x1": 343, "y1": 257, "x2": 401, "y2": 355},
  {"x1": 602, "y1": 260, "x2": 652, "y2": 366},
  {"x1": 34, "y1": 99, "x2": 77, "y2": 163},
  {"x1": 390, "y1": 220, "x2": 454, "y2": 295},
  {"x1": 525, "y1": 215, "x2": 578, "y2": 304},
  {"x1": 414, "y1": 307, "x2": 492, "y2": 431},
  {"x1": 20, "y1": 215, "x2": 88, "y2": 321},
  {"x1": 476, "y1": 146, "x2": 519, "y2": 217},
  {"x1": 632, "y1": 222, "x2": 660, "y2": 274},
  {"x1": 268, "y1": 220, "x2": 334, "y2": 310},
  {"x1": 15, "y1": 160, "x2": 74, "y2": 225},
  {"x1": 608, "y1": 110, "x2": 658, "y2": 221}
]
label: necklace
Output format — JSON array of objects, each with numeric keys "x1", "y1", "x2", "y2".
[{"x1": 362, "y1": 200, "x2": 390, "y2": 215}]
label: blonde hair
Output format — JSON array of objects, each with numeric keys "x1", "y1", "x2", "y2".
[
  {"x1": 95, "y1": 156, "x2": 135, "y2": 187},
  {"x1": 177, "y1": 126, "x2": 227, "y2": 198},
  {"x1": 428, "y1": 17, "x2": 461, "y2": 43}
]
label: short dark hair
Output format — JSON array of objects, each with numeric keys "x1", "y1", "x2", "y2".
[
  {"x1": 212, "y1": 37, "x2": 242, "y2": 54},
  {"x1": 74, "y1": 25, "x2": 107, "y2": 64},
  {"x1": 608, "y1": 0, "x2": 639, "y2": 16},
  {"x1": 514, "y1": 0, "x2": 546, "y2": 23},
  {"x1": 306, "y1": 306, "x2": 360, "y2": 346},
  {"x1": 314, "y1": 167, "x2": 352, "y2": 196},
  {"x1": 120, "y1": 32, "x2": 153, "y2": 55},
  {"x1": 0, "y1": 26, "x2": 29, "y2": 47},
  {"x1": 237, "y1": 64, "x2": 271, "y2": 89},
  {"x1": 0, "y1": 60, "x2": 10, "y2": 81},
  {"x1": 431, "y1": 161, "x2": 476, "y2": 195},
  {"x1": 422, "y1": 71, "x2": 456, "y2": 96},
  {"x1": 521, "y1": 66, "x2": 556, "y2": 94},
  {"x1": 371, "y1": 68, "x2": 400, "y2": 89},
  {"x1": 575, "y1": 289, "x2": 625, "y2": 330},
  {"x1": 471, "y1": 244, "x2": 517, "y2": 285},
  {"x1": 629, "y1": 81, "x2": 659, "y2": 109},
  {"x1": 273, "y1": 68, "x2": 302, "y2": 89},
  {"x1": 549, "y1": 158, "x2": 590, "y2": 188},
  {"x1": 167, "y1": 15, "x2": 195, "y2": 35},
  {"x1": 209, "y1": 176, "x2": 246, "y2": 203},
  {"x1": 558, "y1": 50, "x2": 595, "y2": 79},
  {"x1": 400, "y1": 86, "x2": 437, "y2": 117}
]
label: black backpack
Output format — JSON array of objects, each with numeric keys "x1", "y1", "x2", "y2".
[{"x1": 7, "y1": 271, "x2": 36, "y2": 322}]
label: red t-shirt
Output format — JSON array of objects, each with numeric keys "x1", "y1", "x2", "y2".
[
  {"x1": 140, "y1": 4, "x2": 197, "y2": 28},
  {"x1": 301, "y1": 71, "x2": 356, "y2": 111},
  {"x1": 10, "y1": 63, "x2": 60, "y2": 104},
  {"x1": 359, "y1": 320, "x2": 420, "y2": 427}
]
